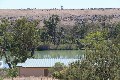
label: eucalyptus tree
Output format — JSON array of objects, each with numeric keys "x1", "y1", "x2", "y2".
[
  {"x1": 0, "y1": 18, "x2": 13, "y2": 68},
  {"x1": 0, "y1": 18, "x2": 40, "y2": 68},
  {"x1": 71, "y1": 22, "x2": 88, "y2": 49},
  {"x1": 43, "y1": 15, "x2": 60, "y2": 45},
  {"x1": 72, "y1": 21, "x2": 88, "y2": 39},
  {"x1": 40, "y1": 28, "x2": 49, "y2": 44}
]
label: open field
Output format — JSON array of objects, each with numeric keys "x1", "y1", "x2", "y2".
[
  {"x1": 0, "y1": 9, "x2": 120, "y2": 27},
  {"x1": 1, "y1": 9, "x2": 120, "y2": 16}
]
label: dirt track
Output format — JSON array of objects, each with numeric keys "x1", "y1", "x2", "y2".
[{"x1": 4, "y1": 77, "x2": 58, "y2": 80}]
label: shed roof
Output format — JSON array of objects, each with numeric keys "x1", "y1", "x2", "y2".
[{"x1": 17, "y1": 59, "x2": 79, "y2": 67}]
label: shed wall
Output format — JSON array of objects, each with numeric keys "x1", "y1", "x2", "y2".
[{"x1": 19, "y1": 67, "x2": 49, "y2": 77}]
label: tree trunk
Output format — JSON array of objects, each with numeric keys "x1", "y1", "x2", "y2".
[{"x1": 12, "y1": 77, "x2": 13, "y2": 80}]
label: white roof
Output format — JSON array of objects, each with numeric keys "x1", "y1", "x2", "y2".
[{"x1": 17, "y1": 58, "x2": 79, "y2": 67}]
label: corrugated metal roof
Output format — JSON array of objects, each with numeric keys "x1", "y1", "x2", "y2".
[{"x1": 17, "y1": 59, "x2": 79, "y2": 67}]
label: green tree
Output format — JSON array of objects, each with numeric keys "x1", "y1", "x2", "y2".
[
  {"x1": 0, "y1": 18, "x2": 40, "y2": 68},
  {"x1": 0, "y1": 19, "x2": 13, "y2": 68},
  {"x1": 72, "y1": 22, "x2": 88, "y2": 39},
  {"x1": 7, "y1": 68, "x2": 18, "y2": 80},
  {"x1": 43, "y1": 15, "x2": 60, "y2": 45},
  {"x1": 108, "y1": 23, "x2": 120, "y2": 39},
  {"x1": 49, "y1": 62, "x2": 66, "y2": 79},
  {"x1": 61, "y1": 31, "x2": 120, "y2": 80},
  {"x1": 40, "y1": 29, "x2": 49, "y2": 44}
]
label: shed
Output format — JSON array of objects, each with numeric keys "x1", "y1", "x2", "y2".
[{"x1": 16, "y1": 59, "x2": 78, "y2": 77}]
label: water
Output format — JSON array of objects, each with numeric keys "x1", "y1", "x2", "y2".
[
  {"x1": 0, "y1": 50, "x2": 84, "y2": 68},
  {"x1": 34, "y1": 50, "x2": 84, "y2": 59},
  {"x1": 1, "y1": 50, "x2": 84, "y2": 62}
]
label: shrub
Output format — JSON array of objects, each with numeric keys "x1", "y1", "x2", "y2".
[
  {"x1": 49, "y1": 62, "x2": 66, "y2": 79},
  {"x1": 7, "y1": 68, "x2": 18, "y2": 80}
]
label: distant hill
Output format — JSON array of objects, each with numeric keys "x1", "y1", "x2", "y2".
[{"x1": 0, "y1": 8, "x2": 120, "y2": 27}]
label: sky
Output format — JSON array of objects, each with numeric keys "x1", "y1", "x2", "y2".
[{"x1": 0, "y1": 0, "x2": 120, "y2": 9}]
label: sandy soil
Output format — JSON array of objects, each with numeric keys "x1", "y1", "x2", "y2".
[{"x1": 4, "y1": 77, "x2": 58, "y2": 80}]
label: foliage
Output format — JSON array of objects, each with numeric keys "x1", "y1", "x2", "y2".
[
  {"x1": 0, "y1": 18, "x2": 40, "y2": 68},
  {"x1": 0, "y1": 77, "x2": 3, "y2": 80},
  {"x1": 49, "y1": 62, "x2": 66, "y2": 79},
  {"x1": 7, "y1": 68, "x2": 18, "y2": 79},
  {"x1": 43, "y1": 15, "x2": 60, "y2": 45},
  {"x1": 46, "y1": 43, "x2": 78, "y2": 50},
  {"x1": 72, "y1": 22, "x2": 88, "y2": 39},
  {"x1": 0, "y1": 15, "x2": 120, "y2": 79},
  {"x1": 0, "y1": 68, "x2": 18, "y2": 80},
  {"x1": 56, "y1": 30, "x2": 120, "y2": 80}
]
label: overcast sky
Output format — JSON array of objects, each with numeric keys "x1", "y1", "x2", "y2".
[{"x1": 0, "y1": 0, "x2": 120, "y2": 9}]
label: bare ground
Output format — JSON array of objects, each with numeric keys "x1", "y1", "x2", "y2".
[
  {"x1": 0, "y1": 9, "x2": 120, "y2": 16},
  {"x1": 4, "y1": 77, "x2": 58, "y2": 80},
  {"x1": 0, "y1": 9, "x2": 120, "y2": 27}
]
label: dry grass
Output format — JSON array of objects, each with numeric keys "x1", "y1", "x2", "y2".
[
  {"x1": 0, "y1": 9, "x2": 120, "y2": 27},
  {"x1": 4, "y1": 77, "x2": 58, "y2": 80},
  {"x1": 0, "y1": 9, "x2": 120, "y2": 16}
]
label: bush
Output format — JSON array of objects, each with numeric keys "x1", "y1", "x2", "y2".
[
  {"x1": 0, "y1": 77, "x2": 3, "y2": 80},
  {"x1": 37, "y1": 43, "x2": 78, "y2": 50},
  {"x1": 56, "y1": 44, "x2": 78, "y2": 50},
  {"x1": 52, "y1": 71, "x2": 62, "y2": 79},
  {"x1": 7, "y1": 68, "x2": 18, "y2": 80},
  {"x1": 36, "y1": 42, "x2": 79, "y2": 50},
  {"x1": 58, "y1": 31, "x2": 120, "y2": 80},
  {"x1": 49, "y1": 62, "x2": 66, "y2": 79}
]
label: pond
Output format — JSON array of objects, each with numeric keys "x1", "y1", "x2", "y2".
[
  {"x1": 1, "y1": 50, "x2": 84, "y2": 62},
  {"x1": 34, "y1": 50, "x2": 84, "y2": 59},
  {"x1": 0, "y1": 50, "x2": 84, "y2": 68}
]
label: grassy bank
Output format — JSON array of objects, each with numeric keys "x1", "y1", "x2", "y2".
[{"x1": 36, "y1": 43, "x2": 83, "y2": 51}]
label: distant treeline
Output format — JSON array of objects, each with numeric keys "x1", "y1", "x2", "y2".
[
  {"x1": 0, "y1": 14, "x2": 120, "y2": 69},
  {"x1": 0, "y1": 14, "x2": 120, "y2": 51}
]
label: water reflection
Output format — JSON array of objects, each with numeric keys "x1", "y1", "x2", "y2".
[{"x1": 34, "y1": 50, "x2": 84, "y2": 59}]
